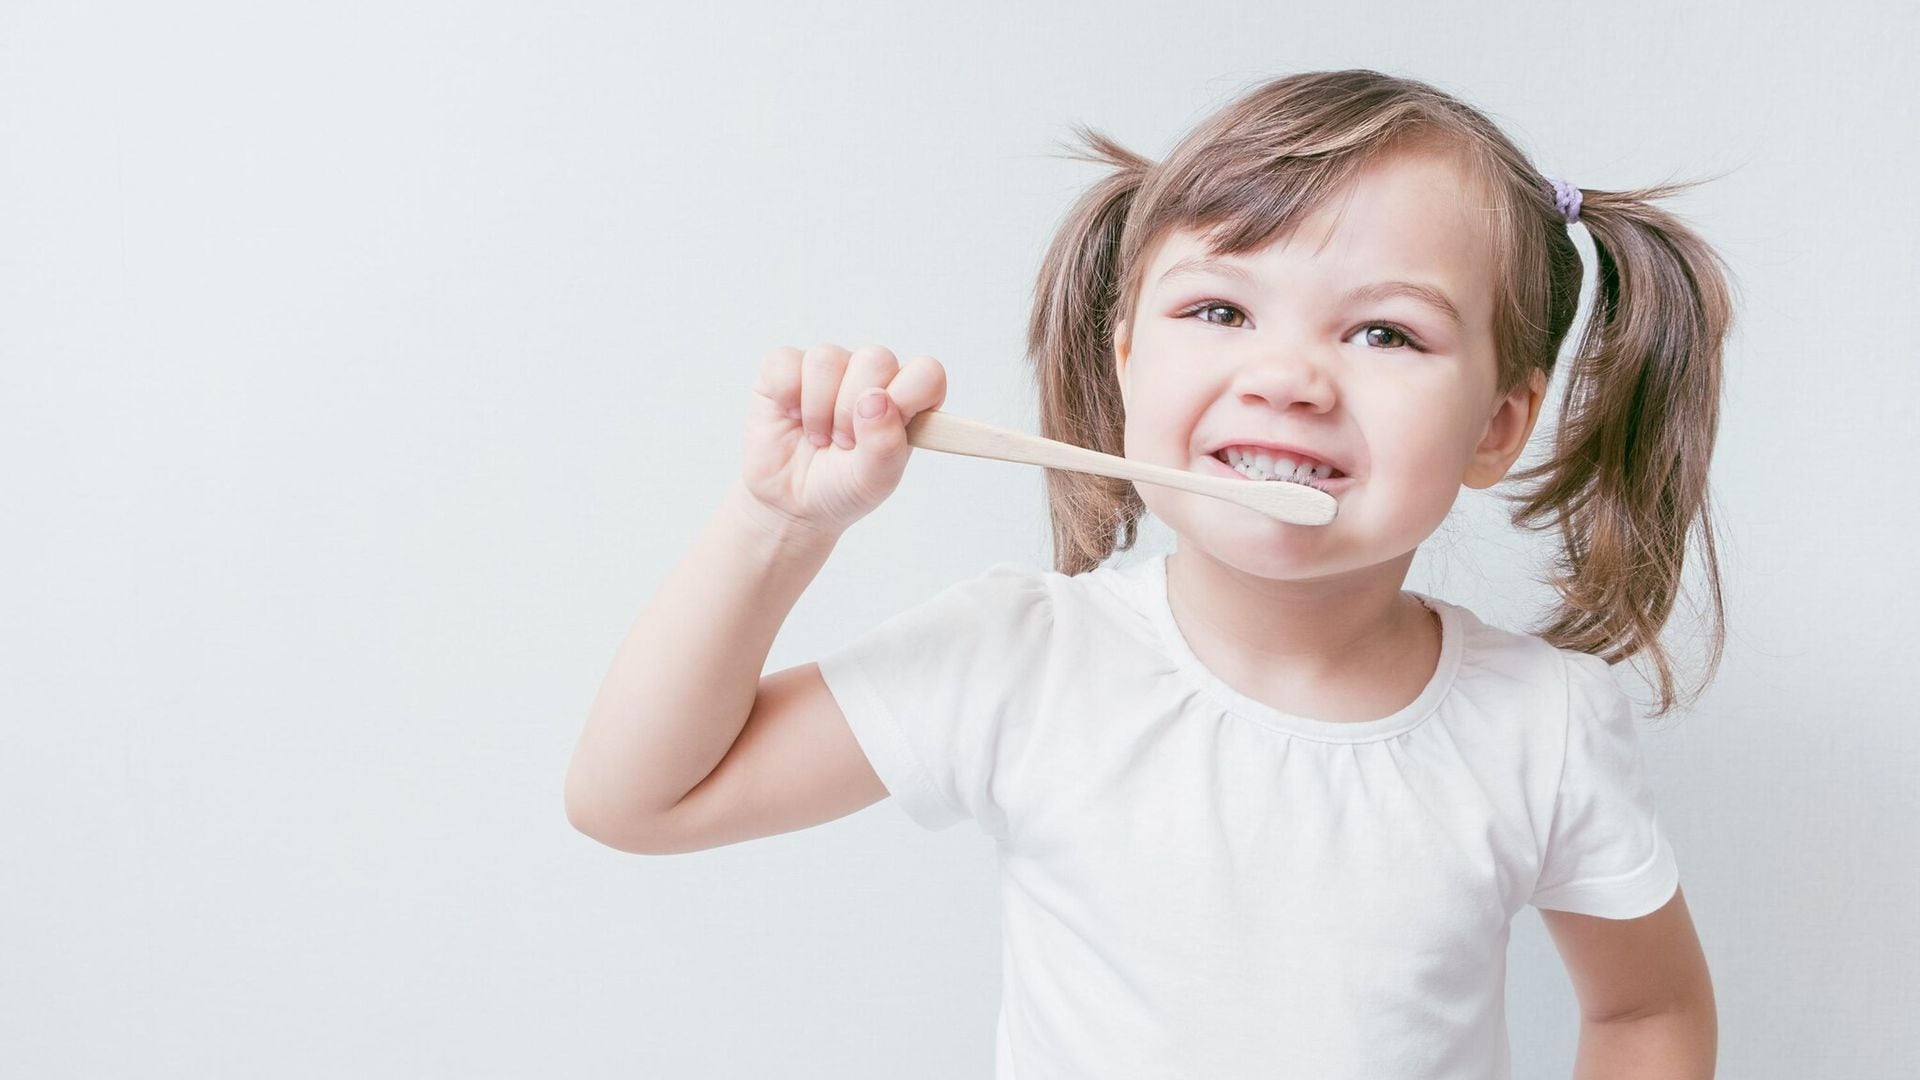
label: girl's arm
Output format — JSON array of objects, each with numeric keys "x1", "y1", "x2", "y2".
[
  {"x1": 563, "y1": 480, "x2": 839, "y2": 847},
  {"x1": 1543, "y1": 886, "x2": 1718, "y2": 1078},
  {"x1": 1573, "y1": 1009, "x2": 1716, "y2": 1080},
  {"x1": 565, "y1": 343, "x2": 946, "y2": 852}
]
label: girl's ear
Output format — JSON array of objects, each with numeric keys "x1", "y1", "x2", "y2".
[
  {"x1": 1463, "y1": 368, "x2": 1547, "y2": 490},
  {"x1": 1112, "y1": 325, "x2": 1131, "y2": 410}
]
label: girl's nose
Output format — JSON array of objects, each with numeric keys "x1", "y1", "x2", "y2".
[{"x1": 1231, "y1": 351, "x2": 1338, "y2": 413}]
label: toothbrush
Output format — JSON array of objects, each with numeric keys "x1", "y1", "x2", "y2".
[{"x1": 904, "y1": 409, "x2": 1337, "y2": 526}]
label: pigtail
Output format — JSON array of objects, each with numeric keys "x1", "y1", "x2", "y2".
[
  {"x1": 1507, "y1": 178, "x2": 1739, "y2": 718},
  {"x1": 1025, "y1": 125, "x2": 1153, "y2": 575}
]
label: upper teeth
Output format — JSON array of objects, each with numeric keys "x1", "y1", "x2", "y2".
[{"x1": 1222, "y1": 447, "x2": 1336, "y2": 481}]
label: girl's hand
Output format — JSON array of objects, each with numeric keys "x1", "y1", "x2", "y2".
[{"x1": 740, "y1": 343, "x2": 948, "y2": 540}]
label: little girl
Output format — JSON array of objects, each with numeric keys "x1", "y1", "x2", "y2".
[{"x1": 568, "y1": 69, "x2": 1729, "y2": 1078}]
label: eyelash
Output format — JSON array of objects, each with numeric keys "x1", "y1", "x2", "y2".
[{"x1": 1174, "y1": 299, "x2": 1429, "y2": 353}]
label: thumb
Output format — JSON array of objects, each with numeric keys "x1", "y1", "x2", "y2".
[{"x1": 851, "y1": 387, "x2": 907, "y2": 467}]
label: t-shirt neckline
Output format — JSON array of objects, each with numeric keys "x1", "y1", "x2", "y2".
[{"x1": 1138, "y1": 551, "x2": 1462, "y2": 743}]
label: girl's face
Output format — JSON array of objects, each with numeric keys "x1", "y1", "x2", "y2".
[{"x1": 1114, "y1": 149, "x2": 1543, "y2": 583}]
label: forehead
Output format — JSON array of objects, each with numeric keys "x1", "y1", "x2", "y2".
[{"x1": 1144, "y1": 150, "x2": 1497, "y2": 321}]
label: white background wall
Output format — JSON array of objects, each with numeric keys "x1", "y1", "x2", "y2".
[{"x1": 4, "y1": 1, "x2": 1912, "y2": 1076}]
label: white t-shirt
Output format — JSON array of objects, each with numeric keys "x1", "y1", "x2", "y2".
[{"x1": 815, "y1": 551, "x2": 1681, "y2": 1080}]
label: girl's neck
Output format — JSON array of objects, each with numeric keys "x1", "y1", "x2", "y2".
[{"x1": 1165, "y1": 545, "x2": 1439, "y2": 719}]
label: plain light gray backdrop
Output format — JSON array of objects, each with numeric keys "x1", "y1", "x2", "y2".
[{"x1": 3, "y1": 1, "x2": 1913, "y2": 1076}]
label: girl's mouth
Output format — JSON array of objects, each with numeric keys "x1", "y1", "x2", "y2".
[{"x1": 1199, "y1": 450, "x2": 1355, "y2": 496}]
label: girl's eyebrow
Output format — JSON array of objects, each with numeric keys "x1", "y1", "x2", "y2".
[
  {"x1": 1345, "y1": 280, "x2": 1464, "y2": 332},
  {"x1": 1156, "y1": 256, "x2": 1465, "y2": 332}
]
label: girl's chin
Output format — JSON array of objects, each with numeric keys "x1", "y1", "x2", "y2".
[{"x1": 1184, "y1": 542, "x2": 1351, "y2": 585}]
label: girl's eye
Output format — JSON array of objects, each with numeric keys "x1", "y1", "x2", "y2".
[
  {"x1": 1350, "y1": 323, "x2": 1425, "y2": 352},
  {"x1": 1179, "y1": 301, "x2": 1249, "y2": 328},
  {"x1": 1175, "y1": 300, "x2": 1427, "y2": 353}
]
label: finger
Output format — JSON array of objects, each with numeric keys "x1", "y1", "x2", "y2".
[
  {"x1": 833, "y1": 345, "x2": 902, "y2": 449},
  {"x1": 883, "y1": 355, "x2": 949, "y2": 421},
  {"x1": 798, "y1": 343, "x2": 850, "y2": 448},
  {"x1": 750, "y1": 345, "x2": 805, "y2": 421}
]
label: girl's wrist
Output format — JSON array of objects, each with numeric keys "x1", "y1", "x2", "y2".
[{"x1": 722, "y1": 481, "x2": 842, "y2": 555}]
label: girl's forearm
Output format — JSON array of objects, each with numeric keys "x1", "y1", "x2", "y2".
[
  {"x1": 565, "y1": 480, "x2": 838, "y2": 843},
  {"x1": 1572, "y1": 1005, "x2": 1717, "y2": 1080}
]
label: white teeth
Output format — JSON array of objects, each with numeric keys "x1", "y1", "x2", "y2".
[{"x1": 1224, "y1": 448, "x2": 1333, "y2": 482}]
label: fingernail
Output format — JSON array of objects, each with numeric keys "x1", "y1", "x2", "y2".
[
  {"x1": 857, "y1": 390, "x2": 886, "y2": 419},
  {"x1": 833, "y1": 431, "x2": 852, "y2": 449}
]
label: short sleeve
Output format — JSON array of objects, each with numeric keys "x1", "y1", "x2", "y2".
[
  {"x1": 813, "y1": 562, "x2": 1054, "y2": 838},
  {"x1": 1528, "y1": 651, "x2": 1682, "y2": 919}
]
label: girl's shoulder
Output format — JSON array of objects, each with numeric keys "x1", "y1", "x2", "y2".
[
  {"x1": 1425, "y1": 596, "x2": 1629, "y2": 727},
  {"x1": 951, "y1": 553, "x2": 1148, "y2": 605},
  {"x1": 934, "y1": 554, "x2": 1168, "y2": 651},
  {"x1": 1430, "y1": 595, "x2": 1593, "y2": 680}
]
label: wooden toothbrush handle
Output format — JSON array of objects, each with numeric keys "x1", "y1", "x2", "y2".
[{"x1": 904, "y1": 408, "x2": 1231, "y2": 501}]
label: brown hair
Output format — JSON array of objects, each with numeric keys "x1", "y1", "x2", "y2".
[{"x1": 1023, "y1": 69, "x2": 1737, "y2": 717}]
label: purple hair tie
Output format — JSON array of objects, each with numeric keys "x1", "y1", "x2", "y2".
[{"x1": 1548, "y1": 177, "x2": 1582, "y2": 225}]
